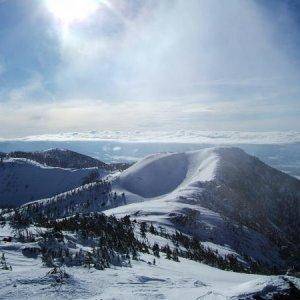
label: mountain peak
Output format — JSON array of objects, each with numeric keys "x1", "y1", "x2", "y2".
[{"x1": 116, "y1": 147, "x2": 253, "y2": 198}]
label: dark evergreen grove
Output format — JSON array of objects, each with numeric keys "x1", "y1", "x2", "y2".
[
  {"x1": 8, "y1": 211, "x2": 151, "y2": 271},
  {"x1": 19, "y1": 179, "x2": 126, "y2": 220},
  {"x1": 2, "y1": 207, "x2": 275, "y2": 275},
  {"x1": 38, "y1": 213, "x2": 147, "y2": 270}
]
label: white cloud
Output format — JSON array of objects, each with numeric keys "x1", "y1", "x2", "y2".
[
  {"x1": 1, "y1": 0, "x2": 300, "y2": 137},
  {"x1": 0, "y1": 97, "x2": 212, "y2": 137},
  {"x1": 45, "y1": 0, "x2": 299, "y2": 118},
  {"x1": 1, "y1": 92, "x2": 299, "y2": 138},
  {"x1": 4, "y1": 130, "x2": 300, "y2": 145}
]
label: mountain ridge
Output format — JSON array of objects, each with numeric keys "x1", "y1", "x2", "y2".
[
  {"x1": 2, "y1": 148, "x2": 131, "y2": 171},
  {"x1": 108, "y1": 147, "x2": 300, "y2": 270},
  {"x1": 4, "y1": 147, "x2": 300, "y2": 272}
]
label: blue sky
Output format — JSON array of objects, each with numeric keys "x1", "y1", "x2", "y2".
[{"x1": 0, "y1": 0, "x2": 299, "y2": 138}]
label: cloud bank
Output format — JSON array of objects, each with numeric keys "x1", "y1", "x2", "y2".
[{"x1": 3, "y1": 130, "x2": 299, "y2": 145}]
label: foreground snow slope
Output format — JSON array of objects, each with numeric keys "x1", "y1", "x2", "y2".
[
  {"x1": 0, "y1": 158, "x2": 106, "y2": 206},
  {"x1": 0, "y1": 229, "x2": 298, "y2": 300}
]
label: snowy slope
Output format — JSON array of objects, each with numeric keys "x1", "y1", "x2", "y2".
[
  {"x1": 21, "y1": 180, "x2": 126, "y2": 219},
  {"x1": 117, "y1": 152, "x2": 188, "y2": 197},
  {"x1": 108, "y1": 147, "x2": 300, "y2": 270},
  {"x1": 105, "y1": 197, "x2": 284, "y2": 268},
  {"x1": 0, "y1": 225, "x2": 299, "y2": 300},
  {"x1": 117, "y1": 149, "x2": 218, "y2": 198},
  {"x1": 0, "y1": 158, "x2": 107, "y2": 207},
  {"x1": 0, "y1": 251, "x2": 296, "y2": 300}
]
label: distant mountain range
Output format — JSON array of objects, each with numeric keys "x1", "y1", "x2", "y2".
[
  {"x1": 2, "y1": 148, "x2": 131, "y2": 170},
  {"x1": 1, "y1": 140, "x2": 299, "y2": 179}
]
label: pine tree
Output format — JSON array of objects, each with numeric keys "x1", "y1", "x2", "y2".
[
  {"x1": 140, "y1": 222, "x2": 147, "y2": 239},
  {"x1": 152, "y1": 243, "x2": 160, "y2": 257},
  {"x1": 149, "y1": 223, "x2": 157, "y2": 234},
  {"x1": 132, "y1": 248, "x2": 138, "y2": 260},
  {"x1": 164, "y1": 245, "x2": 172, "y2": 260},
  {"x1": 172, "y1": 248, "x2": 179, "y2": 262},
  {"x1": 0, "y1": 253, "x2": 12, "y2": 270}
]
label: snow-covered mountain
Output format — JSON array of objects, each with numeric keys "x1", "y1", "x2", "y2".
[
  {"x1": 0, "y1": 157, "x2": 107, "y2": 207},
  {"x1": 2, "y1": 148, "x2": 131, "y2": 172},
  {"x1": 2, "y1": 139, "x2": 299, "y2": 178},
  {"x1": 7, "y1": 149, "x2": 111, "y2": 170},
  {"x1": 1, "y1": 146, "x2": 299, "y2": 299},
  {"x1": 107, "y1": 147, "x2": 300, "y2": 270},
  {"x1": 19, "y1": 147, "x2": 300, "y2": 271}
]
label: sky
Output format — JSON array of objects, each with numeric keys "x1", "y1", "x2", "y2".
[{"x1": 0, "y1": 0, "x2": 300, "y2": 138}]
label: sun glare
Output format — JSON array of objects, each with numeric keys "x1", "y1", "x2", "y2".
[{"x1": 46, "y1": 0, "x2": 99, "y2": 25}]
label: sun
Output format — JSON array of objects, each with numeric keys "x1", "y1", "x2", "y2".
[{"x1": 45, "y1": 0, "x2": 99, "y2": 26}]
